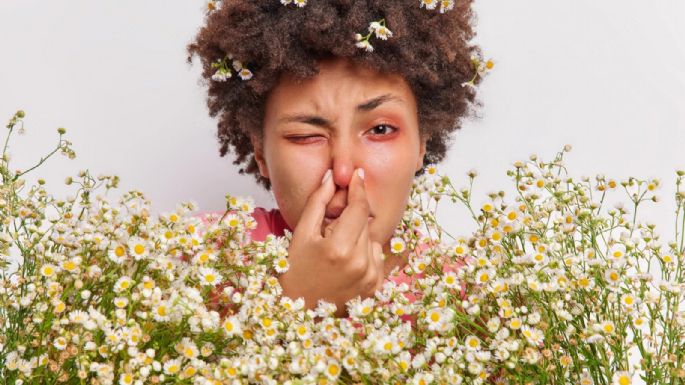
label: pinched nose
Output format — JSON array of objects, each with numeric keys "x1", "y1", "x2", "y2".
[{"x1": 325, "y1": 206, "x2": 345, "y2": 218}]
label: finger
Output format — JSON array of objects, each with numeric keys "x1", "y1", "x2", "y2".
[
  {"x1": 360, "y1": 239, "x2": 384, "y2": 297},
  {"x1": 322, "y1": 216, "x2": 340, "y2": 238},
  {"x1": 347, "y1": 219, "x2": 371, "y2": 280},
  {"x1": 331, "y1": 168, "x2": 370, "y2": 246},
  {"x1": 294, "y1": 169, "x2": 336, "y2": 240}
]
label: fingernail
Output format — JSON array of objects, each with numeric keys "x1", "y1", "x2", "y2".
[
  {"x1": 357, "y1": 168, "x2": 365, "y2": 181},
  {"x1": 321, "y1": 169, "x2": 332, "y2": 185}
]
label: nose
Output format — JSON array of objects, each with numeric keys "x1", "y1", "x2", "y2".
[{"x1": 329, "y1": 136, "x2": 361, "y2": 189}]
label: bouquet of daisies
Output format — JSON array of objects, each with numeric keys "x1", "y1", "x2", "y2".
[{"x1": 1, "y1": 110, "x2": 683, "y2": 385}]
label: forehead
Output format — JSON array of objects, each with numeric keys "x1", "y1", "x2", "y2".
[{"x1": 269, "y1": 57, "x2": 415, "y2": 106}]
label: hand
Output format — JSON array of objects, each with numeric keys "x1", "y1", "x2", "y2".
[{"x1": 278, "y1": 168, "x2": 385, "y2": 317}]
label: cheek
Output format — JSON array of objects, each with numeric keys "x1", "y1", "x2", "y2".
[
  {"x1": 269, "y1": 169, "x2": 323, "y2": 230},
  {"x1": 365, "y1": 150, "x2": 417, "y2": 243}
]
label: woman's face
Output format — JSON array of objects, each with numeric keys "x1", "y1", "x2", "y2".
[{"x1": 252, "y1": 57, "x2": 426, "y2": 255}]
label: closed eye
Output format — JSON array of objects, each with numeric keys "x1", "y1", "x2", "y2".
[{"x1": 287, "y1": 135, "x2": 324, "y2": 143}]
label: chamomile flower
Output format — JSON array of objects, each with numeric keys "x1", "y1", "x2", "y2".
[
  {"x1": 152, "y1": 302, "x2": 171, "y2": 322},
  {"x1": 126, "y1": 236, "x2": 149, "y2": 260},
  {"x1": 108, "y1": 243, "x2": 127, "y2": 264},
  {"x1": 238, "y1": 68, "x2": 253, "y2": 81},
  {"x1": 369, "y1": 22, "x2": 392, "y2": 40},
  {"x1": 163, "y1": 358, "x2": 182, "y2": 375},
  {"x1": 439, "y1": 0, "x2": 454, "y2": 13},
  {"x1": 600, "y1": 320, "x2": 615, "y2": 334},
  {"x1": 419, "y1": 0, "x2": 438, "y2": 10},
  {"x1": 390, "y1": 237, "x2": 406, "y2": 254},
  {"x1": 114, "y1": 276, "x2": 133, "y2": 293},
  {"x1": 222, "y1": 315, "x2": 242, "y2": 337},
  {"x1": 40, "y1": 264, "x2": 57, "y2": 278},
  {"x1": 54, "y1": 336, "x2": 67, "y2": 350},
  {"x1": 475, "y1": 268, "x2": 495, "y2": 284},
  {"x1": 464, "y1": 335, "x2": 481, "y2": 350},
  {"x1": 198, "y1": 267, "x2": 222, "y2": 286},
  {"x1": 177, "y1": 338, "x2": 199, "y2": 360},
  {"x1": 119, "y1": 373, "x2": 135, "y2": 385},
  {"x1": 60, "y1": 258, "x2": 79, "y2": 273},
  {"x1": 612, "y1": 371, "x2": 632, "y2": 385},
  {"x1": 355, "y1": 39, "x2": 374, "y2": 52},
  {"x1": 442, "y1": 271, "x2": 459, "y2": 288},
  {"x1": 520, "y1": 325, "x2": 544, "y2": 346},
  {"x1": 609, "y1": 244, "x2": 626, "y2": 262},
  {"x1": 223, "y1": 213, "x2": 241, "y2": 228},
  {"x1": 350, "y1": 297, "x2": 375, "y2": 318},
  {"x1": 274, "y1": 256, "x2": 289, "y2": 273},
  {"x1": 620, "y1": 293, "x2": 638, "y2": 308},
  {"x1": 604, "y1": 269, "x2": 622, "y2": 285}
]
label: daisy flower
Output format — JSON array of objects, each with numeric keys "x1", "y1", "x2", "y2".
[
  {"x1": 604, "y1": 269, "x2": 621, "y2": 285},
  {"x1": 163, "y1": 358, "x2": 182, "y2": 375},
  {"x1": 238, "y1": 68, "x2": 253, "y2": 81},
  {"x1": 152, "y1": 302, "x2": 171, "y2": 322},
  {"x1": 222, "y1": 315, "x2": 242, "y2": 337},
  {"x1": 127, "y1": 236, "x2": 150, "y2": 260},
  {"x1": 439, "y1": 0, "x2": 454, "y2": 13},
  {"x1": 464, "y1": 335, "x2": 481, "y2": 351},
  {"x1": 54, "y1": 336, "x2": 68, "y2": 350},
  {"x1": 108, "y1": 243, "x2": 127, "y2": 264},
  {"x1": 119, "y1": 373, "x2": 135, "y2": 385},
  {"x1": 349, "y1": 297, "x2": 375, "y2": 318},
  {"x1": 476, "y1": 268, "x2": 495, "y2": 284},
  {"x1": 274, "y1": 256, "x2": 289, "y2": 273},
  {"x1": 600, "y1": 320, "x2": 615, "y2": 334},
  {"x1": 114, "y1": 276, "x2": 133, "y2": 293},
  {"x1": 193, "y1": 249, "x2": 217, "y2": 265},
  {"x1": 324, "y1": 360, "x2": 342, "y2": 380},
  {"x1": 355, "y1": 39, "x2": 374, "y2": 52},
  {"x1": 520, "y1": 325, "x2": 544, "y2": 346},
  {"x1": 198, "y1": 267, "x2": 222, "y2": 286},
  {"x1": 40, "y1": 264, "x2": 57, "y2": 278},
  {"x1": 612, "y1": 371, "x2": 632, "y2": 385},
  {"x1": 419, "y1": 0, "x2": 438, "y2": 10},
  {"x1": 442, "y1": 271, "x2": 459, "y2": 288},
  {"x1": 177, "y1": 338, "x2": 199, "y2": 360},
  {"x1": 390, "y1": 237, "x2": 406, "y2": 254}
]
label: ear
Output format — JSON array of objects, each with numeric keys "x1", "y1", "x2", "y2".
[
  {"x1": 250, "y1": 133, "x2": 269, "y2": 179},
  {"x1": 416, "y1": 134, "x2": 427, "y2": 172}
]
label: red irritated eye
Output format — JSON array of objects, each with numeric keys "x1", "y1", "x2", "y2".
[{"x1": 369, "y1": 124, "x2": 398, "y2": 137}]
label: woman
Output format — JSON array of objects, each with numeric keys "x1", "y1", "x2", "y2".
[{"x1": 187, "y1": 0, "x2": 482, "y2": 317}]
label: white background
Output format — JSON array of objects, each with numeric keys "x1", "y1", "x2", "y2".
[{"x1": 1, "y1": 0, "x2": 684, "y2": 243}]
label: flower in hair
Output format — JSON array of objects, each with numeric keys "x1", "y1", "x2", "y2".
[
  {"x1": 280, "y1": 0, "x2": 307, "y2": 7},
  {"x1": 420, "y1": 0, "x2": 455, "y2": 13},
  {"x1": 461, "y1": 54, "x2": 495, "y2": 88},
  {"x1": 210, "y1": 55, "x2": 253, "y2": 82},
  {"x1": 355, "y1": 18, "x2": 393, "y2": 52}
]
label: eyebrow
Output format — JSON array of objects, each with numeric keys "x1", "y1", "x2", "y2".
[{"x1": 277, "y1": 94, "x2": 404, "y2": 130}]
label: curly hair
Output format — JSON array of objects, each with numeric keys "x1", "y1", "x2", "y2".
[{"x1": 186, "y1": 0, "x2": 482, "y2": 191}]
